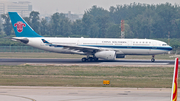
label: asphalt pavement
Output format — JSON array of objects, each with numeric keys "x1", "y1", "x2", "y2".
[{"x1": 0, "y1": 58, "x2": 175, "y2": 66}]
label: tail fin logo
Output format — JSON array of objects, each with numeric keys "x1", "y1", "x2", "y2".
[{"x1": 14, "y1": 21, "x2": 26, "y2": 33}]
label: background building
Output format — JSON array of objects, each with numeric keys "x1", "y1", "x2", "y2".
[
  {"x1": 41, "y1": 11, "x2": 83, "y2": 22},
  {"x1": 65, "y1": 11, "x2": 83, "y2": 21},
  {"x1": 0, "y1": 0, "x2": 32, "y2": 17}
]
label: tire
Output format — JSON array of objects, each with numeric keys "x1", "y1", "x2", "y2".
[
  {"x1": 91, "y1": 58, "x2": 95, "y2": 62},
  {"x1": 82, "y1": 58, "x2": 87, "y2": 62},
  {"x1": 87, "y1": 57, "x2": 93, "y2": 62},
  {"x1": 151, "y1": 58, "x2": 155, "y2": 62},
  {"x1": 94, "y1": 58, "x2": 98, "y2": 61}
]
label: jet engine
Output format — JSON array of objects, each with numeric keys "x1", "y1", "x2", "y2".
[{"x1": 95, "y1": 51, "x2": 116, "y2": 60}]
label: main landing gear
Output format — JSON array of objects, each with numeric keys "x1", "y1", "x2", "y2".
[
  {"x1": 82, "y1": 57, "x2": 98, "y2": 62},
  {"x1": 151, "y1": 55, "x2": 155, "y2": 62}
]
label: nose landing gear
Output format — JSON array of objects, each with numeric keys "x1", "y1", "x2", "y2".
[{"x1": 151, "y1": 55, "x2": 155, "y2": 62}]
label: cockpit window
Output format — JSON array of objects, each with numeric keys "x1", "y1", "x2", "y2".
[{"x1": 162, "y1": 44, "x2": 167, "y2": 46}]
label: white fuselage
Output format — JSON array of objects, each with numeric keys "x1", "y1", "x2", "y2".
[{"x1": 18, "y1": 37, "x2": 172, "y2": 56}]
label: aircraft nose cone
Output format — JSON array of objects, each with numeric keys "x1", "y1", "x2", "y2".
[{"x1": 169, "y1": 46, "x2": 173, "y2": 51}]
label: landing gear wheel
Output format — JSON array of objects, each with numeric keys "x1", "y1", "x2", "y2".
[
  {"x1": 91, "y1": 58, "x2": 95, "y2": 62},
  {"x1": 151, "y1": 55, "x2": 155, "y2": 62},
  {"x1": 82, "y1": 57, "x2": 99, "y2": 62},
  {"x1": 151, "y1": 58, "x2": 155, "y2": 62},
  {"x1": 87, "y1": 57, "x2": 93, "y2": 62},
  {"x1": 94, "y1": 58, "x2": 98, "y2": 61},
  {"x1": 82, "y1": 58, "x2": 87, "y2": 62}
]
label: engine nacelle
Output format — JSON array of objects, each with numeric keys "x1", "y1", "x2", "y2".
[
  {"x1": 116, "y1": 54, "x2": 125, "y2": 58},
  {"x1": 95, "y1": 51, "x2": 116, "y2": 60}
]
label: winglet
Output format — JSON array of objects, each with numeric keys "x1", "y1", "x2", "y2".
[{"x1": 171, "y1": 58, "x2": 179, "y2": 101}]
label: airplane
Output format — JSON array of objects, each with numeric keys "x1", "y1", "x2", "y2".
[
  {"x1": 8, "y1": 12, "x2": 172, "y2": 62},
  {"x1": 171, "y1": 58, "x2": 178, "y2": 101}
]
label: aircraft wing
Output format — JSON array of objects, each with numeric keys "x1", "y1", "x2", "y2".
[
  {"x1": 53, "y1": 44, "x2": 100, "y2": 53},
  {"x1": 42, "y1": 39, "x2": 101, "y2": 53}
]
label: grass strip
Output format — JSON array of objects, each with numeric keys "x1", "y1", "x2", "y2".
[{"x1": 0, "y1": 65, "x2": 175, "y2": 87}]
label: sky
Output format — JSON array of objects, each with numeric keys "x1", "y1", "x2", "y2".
[{"x1": 8, "y1": 0, "x2": 180, "y2": 15}]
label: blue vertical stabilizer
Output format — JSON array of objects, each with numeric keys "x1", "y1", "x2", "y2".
[{"x1": 8, "y1": 12, "x2": 42, "y2": 37}]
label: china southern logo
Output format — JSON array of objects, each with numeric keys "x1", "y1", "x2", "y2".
[{"x1": 14, "y1": 21, "x2": 26, "y2": 33}]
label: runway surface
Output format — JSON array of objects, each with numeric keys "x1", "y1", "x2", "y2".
[
  {"x1": 0, "y1": 86, "x2": 174, "y2": 101},
  {"x1": 0, "y1": 58, "x2": 175, "y2": 66}
]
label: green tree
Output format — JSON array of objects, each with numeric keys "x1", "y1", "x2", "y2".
[
  {"x1": 128, "y1": 8, "x2": 159, "y2": 38},
  {"x1": 87, "y1": 5, "x2": 109, "y2": 18},
  {"x1": 1, "y1": 14, "x2": 14, "y2": 36},
  {"x1": 29, "y1": 11, "x2": 40, "y2": 34},
  {"x1": 71, "y1": 20, "x2": 83, "y2": 37},
  {"x1": 172, "y1": 19, "x2": 180, "y2": 38},
  {"x1": 110, "y1": 3, "x2": 147, "y2": 24},
  {"x1": 96, "y1": 15, "x2": 109, "y2": 38},
  {"x1": 50, "y1": 13, "x2": 72, "y2": 37},
  {"x1": 59, "y1": 13, "x2": 72, "y2": 37},
  {"x1": 40, "y1": 18, "x2": 50, "y2": 36},
  {"x1": 171, "y1": 5, "x2": 180, "y2": 38},
  {"x1": 50, "y1": 12, "x2": 61, "y2": 36},
  {"x1": 154, "y1": 3, "x2": 178, "y2": 38},
  {"x1": 82, "y1": 5, "x2": 110, "y2": 38},
  {"x1": 124, "y1": 22, "x2": 134, "y2": 38},
  {"x1": 23, "y1": 17, "x2": 30, "y2": 24},
  {"x1": 82, "y1": 12, "x2": 94, "y2": 37},
  {"x1": 106, "y1": 24, "x2": 120, "y2": 38},
  {"x1": 0, "y1": 17, "x2": 3, "y2": 35},
  {"x1": 89, "y1": 23, "x2": 99, "y2": 38}
]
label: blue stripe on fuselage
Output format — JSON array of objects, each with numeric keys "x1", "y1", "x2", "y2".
[
  {"x1": 80, "y1": 45, "x2": 172, "y2": 51},
  {"x1": 46, "y1": 44, "x2": 172, "y2": 51}
]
